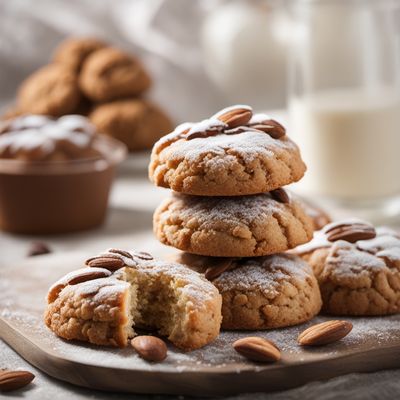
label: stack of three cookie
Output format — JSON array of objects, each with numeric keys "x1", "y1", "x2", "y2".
[{"x1": 149, "y1": 105, "x2": 322, "y2": 330}]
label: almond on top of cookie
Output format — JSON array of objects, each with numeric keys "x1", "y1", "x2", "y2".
[
  {"x1": 292, "y1": 219, "x2": 400, "y2": 316},
  {"x1": 149, "y1": 105, "x2": 306, "y2": 196},
  {"x1": 44, "y1": 249, "x2": 222, "y2": 351}
]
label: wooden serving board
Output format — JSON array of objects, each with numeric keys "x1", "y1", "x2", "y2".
[{"x1": 1, "y1": 252, "x2": 400, "y2": 396}]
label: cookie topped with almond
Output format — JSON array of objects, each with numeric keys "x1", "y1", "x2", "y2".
[
  {"x1": 149, "y1": 105, "x2": 306, "y2": 196},
  {"x1": 293, "y1": 219, "x2": 400, "y2": 316}
]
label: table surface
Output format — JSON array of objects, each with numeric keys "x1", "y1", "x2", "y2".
[{"x1": 1, "y1": 166, "x2": 400, "y2": 400}]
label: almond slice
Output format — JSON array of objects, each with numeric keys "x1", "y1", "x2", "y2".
[
  {"x1": 233, "y1": 337, "x2": 281, "y2": 363},
  {"x1": 298, "y1": 320, "x2": 353, "y2": 346},
  {"x1": 0, "y1": 370, "x2": 35, "y2": 392},
  {"x1": 131, "y1": 336, "x2": 167, "y2": 362}
]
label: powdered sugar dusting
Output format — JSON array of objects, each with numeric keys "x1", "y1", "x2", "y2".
[
  {"x1": 0, "y1": 114, "x2": 95, "y2": 158},
  {"x1": 215, "y1": 254, "x2": 313, "y2": 295},
  {"x1": 1, "y1": 252, "x2": 399, "y2": 376},
  {"x1": 248, "y1": 113, "x2": 273, "y2": 125},
  {"x1": 166, "y1": 129, "x2": 294, "y2": 165},
  {"x1": 168, "y1": 192, "x2": 293, "y2": 226},
  {"x1": 152, "y1": 104, "x2": 297, "y2": 168}
]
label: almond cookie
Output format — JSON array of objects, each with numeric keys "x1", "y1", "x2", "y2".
[
  {"x1": 149, "y1": 105, "x2": 306, "y2": 196},
  {"x1": 44, "y1": 249, "x2": 222, "y2": 351},
  {"x1": 154, "y1": 190, "x2": 314, "y2": 257},
  {"x1": 53, "y1": 37, "x2": 106, "y2": 72},
  {"x1": 79, "y1": 48, "x2": 152, "y2": 102},
  {"x1": 172, "y1": 252, "x2": 322, "y2": 330},
  {"x1": 90, "y1": 99, "x2": 173, "y2": 151},
  {"x1": 293, "y1": 220, "x2": 400, "y2": 316},
  {"x1": 17, "y1": 64, "x2": 82, "y2": 116}
]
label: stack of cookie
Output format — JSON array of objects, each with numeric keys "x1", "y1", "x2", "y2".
[
  {"x1": 2, "y1": 37, "x2": 173, "y2": 151},
  {"x1": 149, "y1": 105, "x2": 323, "y2": 330}
]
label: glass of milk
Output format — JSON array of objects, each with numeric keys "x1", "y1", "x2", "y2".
[{"x1": 288, "y1": 0, "x2": 400, "y2": 223}]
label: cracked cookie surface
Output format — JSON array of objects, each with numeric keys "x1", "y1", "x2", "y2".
[
  {"x1": 294, "y1": 221, "x2": 400, "y2": 316},
  {"x1": 149, "y1": 121, "x2": 306, "y2": 196},
  {"x1": 172, "y1": 252, "x2": 322, "y2": 330},
  {"x1": 154, "y1": 192, "x2": 314, "y2": 257}
]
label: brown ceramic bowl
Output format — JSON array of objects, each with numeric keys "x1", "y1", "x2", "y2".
[{"x1": 0, "y1": 135, "x2": 127, "y2": 234}]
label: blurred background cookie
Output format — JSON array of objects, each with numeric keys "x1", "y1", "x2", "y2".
[
  {"x1": 90, "y1": 99, "x2": 173, "y2": 151},
  {"x1": 53, "y1": 37, "x2": 106, "y2": 73},
  {"x1": 79, "y1": 48, "x2": 152, "y2": 102},
  {"x1": 2, "y1": 37, "x2": 171, "y2": 153},
  {"x1": 18, "y1": 64, "x2": 81, "y2": 116}
]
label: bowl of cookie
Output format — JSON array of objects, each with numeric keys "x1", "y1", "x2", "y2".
[{"x1": 0, "y1": 114, "x2": 127, "y2": 234}]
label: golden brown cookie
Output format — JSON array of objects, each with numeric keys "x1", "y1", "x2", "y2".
[
  {"x1": 45, "y1": 249, "x2": 222, "y2": 351},
  {"x1": 154, "y1": 191, "x2": 314, "y2": 257},
  {"x1": 90, "y1": 99, "x2": 173, "y2": 151},
  {"x1": 79, "y1": 48, "x2": 152, "y2": 102},
  {"x1": 17, "y1": 64, "x2": 82, "y2": 116},
  {"x1": 293, "y1": 220, "x2": 400, "y2": 316},
  {"x1": 53, "y1": 37, "x2": 106, "y2": 72},
  {"x1": 172, "y1": 252, "x2": 322, "y2": 330},
  {"x1": 149, "y1": 105, "x2": 306, "y2": 196}
]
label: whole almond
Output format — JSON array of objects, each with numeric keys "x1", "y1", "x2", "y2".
[
  {"x1": 27, "y1": 241, "x2": 51, "y2": 257},
  {"x1": 204, "y1": 258, "x2": 234, "y2": 281},
  {"x1": 233, "y1": 337, "x2": 281, "y2": 363},
  {"x1": 86, "y1": 256, "x2": 125, "y2": 271},
  {"x1": 217, "y1": 107, "x2": 253, "y2": 129},
  {"x1": 298, "y1": 320, "x2": 353, "y2": 346},
  {"x1": 131, "y1": 336, "x2": 167, "y2": 362},
  {"x1": 108, "y1": 249, "x2": 134, "y2": 259},
  {"x1": 325, "y1": 223, "x2": 376, "y2": 243},
  {"x1": 67, "y1": 269, "x2": 111, "y2": 285},
  {"x1": 0, "y1": 370, "x2": 35, "y2": 392},
  {"x1": 131, "y1": 251, "x2": 154, "y2": 260},
  {"x1": 270, "y1": 188, "x2": 290, "y2": 204},
  {"x1": 249, "y1": 119, "x2": 286, "y2": 139}
]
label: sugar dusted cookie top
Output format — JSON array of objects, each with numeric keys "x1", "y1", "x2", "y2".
[
  {"x1": 154, "y1": 190, "x2": 314, "y2": 257},
  {"x1": 0, "y1": 115, "x2": 100, "y2": 161},
  {"x1": 149, "y1": 105, "x2": 306, "y2": 196},
  {"x1": 293, "y1": 220, "x2": 400, "y2": 316}
]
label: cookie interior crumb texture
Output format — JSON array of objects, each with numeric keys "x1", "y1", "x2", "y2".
[{"x1": 45, "y1": 251, "x2": 222, "y2": 351}]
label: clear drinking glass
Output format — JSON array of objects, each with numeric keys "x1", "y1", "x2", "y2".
[{"x1": 288, "y1": 0, "x2": 400, "y2": 223}]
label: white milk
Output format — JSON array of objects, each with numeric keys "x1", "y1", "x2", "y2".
[{"x1": 289, "y1": 88, "x2": 400, "y2": 200}]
